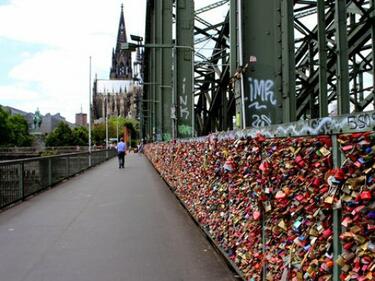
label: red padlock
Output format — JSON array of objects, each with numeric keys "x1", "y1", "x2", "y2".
[
  {"x1": 333, "y1": 168, "x2": 345, "y2": 180},
  {"x1": 360, "y1": 190, "x2": 372, "y2": 200},
  {"x1": 312, "y1": 177, "x2": 321, "y2": 186},
  {"x1": 342, "y1": 144, "x2": 353, "y2": 152},
  {"x1": 322, "y1": 228, "x2": 333, "y2": 238},
  {"x1": 253, "y1": 210, "x2": 261, "y2": 221}
]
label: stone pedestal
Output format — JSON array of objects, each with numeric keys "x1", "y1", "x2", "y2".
[{"x1": 30, "y1": 131, "x2": 45, "y2": 151}]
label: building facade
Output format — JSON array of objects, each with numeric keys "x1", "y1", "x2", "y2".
[
  {"x1": 93, "y1": 4, "x2": 141, "y2": 122},
  {"x1": 75, "y1": 113, "x2": 87, "y2": 127},
  {"x1": 110, "y1": 4, "x2": 132, "y2": 80}
]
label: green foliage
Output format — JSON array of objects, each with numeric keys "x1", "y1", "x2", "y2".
[
  {"x1": 0, "y1": 106, "x2": 33, "y2": 147},
  {"x1": 92, "y1": 123, "x2": 106, "y2": 145},
  {"x1": 0, "y1": 106, "x2": 11, "y2": 145},
  {"x1": 45, "y1": 122, "x2": 74, "y2": 146},
  {"x1": 92, "y1": 117, "x2": 140, "y2": 145},
  {"x1": 8, "y1": 115, "x2": 33, "y2": 146},
  {"x1": 45, "y1": 123, "x2": 90, "y2": 147},
  {"x1": 72, "y1": 126, "x2": 88, "y2": 146},
  {"x1": 40, "y1": 150, "x2": 58, "y2": 157},
  {"x1": 130, "y1": 139, "x2": 138, "y2": 148}
]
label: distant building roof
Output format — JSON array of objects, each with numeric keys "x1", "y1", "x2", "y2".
[{"x1": 4, "y1": 106, "x2": 32, "y2": 116}]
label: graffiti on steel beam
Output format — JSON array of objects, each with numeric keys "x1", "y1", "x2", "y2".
[
  {"x1": 180, "y1": 77, "x2": 190, "y2": 120},
  {"x1": 244, "y1": 111, "x2": 375, "y2": 139},
  {"x1": 178, "y1": 125, "x2": 192, "y2": 136},
  {"x1": 248, "y1": 78, "x2": 277, "y2": 127},
  {"x1": 178, "y1": 111, "x2": 375, "y2": 143}
]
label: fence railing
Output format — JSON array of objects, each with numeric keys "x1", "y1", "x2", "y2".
[
  {"x1": 0, "y1": 146, "x2": 92, "y2": 154},
  {"x1": 0, "y1": 149, "x2": 117, "y2": 209}
]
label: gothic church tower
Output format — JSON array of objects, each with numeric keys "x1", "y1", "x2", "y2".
[{"x1": 110, "y1": 4, "x2": 132, "y2": 80}]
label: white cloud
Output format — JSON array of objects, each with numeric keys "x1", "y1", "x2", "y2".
[
  {"x1": 0, "y1": 85, "x2": 40, "y2": 100},
  {"x1": 0, "y1": 0, "x2": 146, "y2": 122}
]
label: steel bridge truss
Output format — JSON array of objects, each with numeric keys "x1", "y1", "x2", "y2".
[
  {"x1": 142, "y1": 0, "x2": 375, "y2": 140},
  {"x1": 193, "y1": 0, "x2": 233, "y2": 135},
  {"x1": 294, "y1": 0, "x2": 375, "y2": 119}
]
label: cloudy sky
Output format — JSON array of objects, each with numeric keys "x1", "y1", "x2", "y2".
[{"x1": 0, "y1": 0, "x2": 146, "y2": 122}]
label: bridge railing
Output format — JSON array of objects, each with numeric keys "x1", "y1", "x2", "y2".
[
  {"x1": 0, "y1": 146, "x2": 91, "y2": 154},
  {"x1": 145, "y1": 111, "x2": 375, "y2": 281},
  {"x1": 0, "y1": 149, "x2": 117, "y2": 210}
]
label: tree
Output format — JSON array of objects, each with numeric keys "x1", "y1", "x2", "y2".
[
  {"x1": 72, "y1": 126, "x2": 88, "y2": 146},
  {"x1": 91, "y1": 117, "x2": 140, "y2": 145},
  {"x1": 0, "y1": 106, "x2": 32, "y2": 147},
  {"x1": 45, "y1": 122, "x2": 74, "y2": 146},
  {"x1": 92, "y1": 123, "x2": 106, "y2": 145},
  {"x1": 8, "y1": 115, "x2": 33, "y2": 146},
  {"x1": 0, "y1": 106, "x2": 11, "y2": 146}
]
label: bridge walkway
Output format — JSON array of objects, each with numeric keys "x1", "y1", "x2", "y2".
[{"x1": 0, "y1": 154, "x2": 237, "y2": 281}]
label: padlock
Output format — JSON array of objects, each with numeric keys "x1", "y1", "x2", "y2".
[{"x1": 360, "y1": 190, "x2": 372, "y2": 200}]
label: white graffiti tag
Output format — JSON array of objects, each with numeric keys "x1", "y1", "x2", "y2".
[
  {"x1": 248, "y1": 78, "x2": 277, "y2": 127},
  {"x1": 252, "y1": 115, "x2": 272, "y2": 127},
  {"x1": 180, "y1": 95, "x2": 189, "y2": 119},
  {"x1": 180, "y1": 77, "x2": 189, "y2": 120}
]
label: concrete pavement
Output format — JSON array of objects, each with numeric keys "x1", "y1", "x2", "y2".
[{"x1": 0, "y1": 154, "x2": 238, "y2": 281}]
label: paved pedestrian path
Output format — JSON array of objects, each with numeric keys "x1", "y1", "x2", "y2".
[{"x1": 0, "y1": 154, "x2": 237, "y2": 281}]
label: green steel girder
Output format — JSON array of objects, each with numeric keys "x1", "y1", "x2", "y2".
[
  {"x1": 176, "y1": 0, "x2": 194, "y2": 138},
  {"x1": 240, "y1": 0, "x2": 285, "y2": 127},
  {"x1": 195, "y1": 16, "x2": 222, "y2": 34},
  {"x1": 335, "y1": 0, "x2": 350, "y2": 115},
  {"x1": 194, "y1": 22, "x2": 226, "y2": 35},
  {"x1": 295, "y1": 0, "x2": 375, "y2": 118},
  {"x1": 143, "y1": 0, "x2": 375, "y2": 140},
  {"x1": 194, "y1": 11, "x2": 232, "y2": 135},
  {"x1": 161, "y1": 0, "x2": 173, "y2": 141},
  {"x1": 317, "y1": 0, "x2": 328, "y2": 117},
  {"x1": 143, "y1": 0, "x2": 173, "y2": 141},
  {"x1": 281, "y1": 0, "x2": 297, "y2": 123},
  {"x1": 195, "y1": 0, "x2": 229, "y2": 15}
]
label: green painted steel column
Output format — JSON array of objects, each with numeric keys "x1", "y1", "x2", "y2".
[
  {"x1": 155, "y1": 0, "x2": 163, "y2": 141},
  {"x1": 143, "y1": 1, "x2": 151, "y2": 142},
  {"x1": 176, "y1": 0, "x2": 194, "y2": 138},
  {"x1": 241, "y1": 0, "x2": 283, "y2": 127},
  {"x1": 151, "y1": 14, "x2": 156, "y2": 141},
  {"x1": 143, "y1": 1, "x2": 158, "y2": 141},
  {"x1": 281, "y1": 0, "x2": 296, "y2": 123},
  {"x1": 335, "y1": 0, "x2": 350, "y2": 115},
  {"x1": 317, "y1": 0, "x2": 328, "y2": 117},
  {"x1": 331, "y1": 135, "x2": 343, "y2": 281},
  {"x1": 230, "y1": 0, "x2": 242, "y2": 129},
  {"x1": 161, "y1": 0, "x2": 173, "y2": 141}
]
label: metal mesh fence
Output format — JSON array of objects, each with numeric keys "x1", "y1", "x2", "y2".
[{"x1": 0, "y1": 149, "x2": 116, "y2": 209}]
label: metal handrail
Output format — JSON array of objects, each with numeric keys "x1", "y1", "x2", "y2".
[
  {"x1": 0, "y1": 149, "x2": 115, "y2": 164},
  {"x1": 0, "y1": 149, "x2": 117, "y2": 210}
]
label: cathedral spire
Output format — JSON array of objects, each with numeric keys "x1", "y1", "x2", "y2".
[
  {"x1": 110, "y1": 4, "x2": 132, "y2": 80},
  {"x1": 116, "y1": 3, "x2": 127, "y2": 53}
]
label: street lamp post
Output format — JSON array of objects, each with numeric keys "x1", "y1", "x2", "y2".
[
  {"x1": 116, "y1": 115, "x2": 119, "y2": 142},
  {"x1": 105, "y1": 90, "x2": 109, "y2": 150},
  {"x1": 88, "y1": 56, "x2": 92, "y2": 165}
]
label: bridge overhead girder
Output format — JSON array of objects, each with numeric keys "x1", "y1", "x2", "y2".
[
  {"x1": 143, "y1": 0, "x2": 375, "y2": 139},
  {"x1": 294, "y1": 0, "x2": 375, "y2": 119}
]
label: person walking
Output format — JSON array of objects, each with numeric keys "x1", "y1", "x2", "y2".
[{"x1": 117, "y1": 138, "x2": 126, "y2": 168}]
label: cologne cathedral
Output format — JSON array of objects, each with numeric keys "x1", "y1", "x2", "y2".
[{"x1": 93, "y1": 4, "x2": 141, "y2": 122}]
